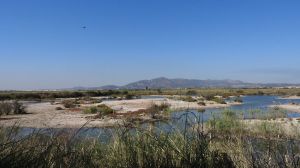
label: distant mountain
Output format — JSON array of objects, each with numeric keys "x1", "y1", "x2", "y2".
[
  {"x1": 98, "y1": 85, "x2": 120, "y2": 90},
  {"x1": 122, "y1": 77, "x2": 259, "y2": 89},
  {"x1": 64, "y1": 85, "x2": 120, "y2": 91},
  {"x1": 60, "y1": 77, "x2": 300, "y2": 91}
]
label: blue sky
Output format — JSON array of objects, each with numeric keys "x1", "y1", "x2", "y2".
[{"x1": 1, "y1": 0, "x2": 300, "y2": 90}]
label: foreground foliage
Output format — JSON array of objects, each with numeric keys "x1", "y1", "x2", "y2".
[{"x1": 1, "y1": 110, "x2": 300, "y2": 167}]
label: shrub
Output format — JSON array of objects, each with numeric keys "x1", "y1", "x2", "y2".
[
  {"x1": 181, "y1": 96, "x2": 197, "y2": 102},
  {"x1": 273, "y1": 106, "x2": 280, "y2": 111},
  {"x1": 125, "y1": 94, "x2": 134, "y2": 100},
  {"x1": 157, "y1": 89, "x2": 162, "y2": 94},
  {"x1": 186, "y1": 90, "x2": 197, "y2": 96},
  {"x1": 204, "y1": 95, "x2": 215, "y2": 101},
  {"x1": 147, "y1": 103, "x2": 170, "y2": 118},
  {"x1": 0, "y1": 101, "x2": 26, "y2": 115},
  {"x1": 0, "y1": 102, "x2": 12, "y2": 115},
  {"x1": 257, "y1": 91, "x2": 264, "y2": 95},
  {"x1": 212, "y1": 98, "x2": 226, "y2": 104},
  {"x1": 236, "y1": 90, "x2": 244, "y2": 94},
  {"x1": 12, "y1": 101, "x2": 26, "y2": 114},
  {"x1": 62, "y1": 100, "x2": 77, "y2": 108},
  {"x1": 158, "y1": 103, "x2": 170, "y2": 111},
  {"x1": 84, "y1": 106, "x2": 98, "y2": 114},
  {"x1": 233, "y1": 97, "x2": 243, "y2": 103},
  {"x1": 77, "y1": 97, "x2": 102, "y2": 104},
  {"x1": 97, "y1": 104, "x2": 114, "y2": 115},
  {"x1": 55, "y1": 107, "x2": 63, "y2": 110},
  {"x1": 197, "y1": 101, "x2": 206, "y2": 106},
  {"x1": 85, "y1": 105, "x2": 114, "y2": 118}
]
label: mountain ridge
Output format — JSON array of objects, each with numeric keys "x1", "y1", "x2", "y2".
[{"x1": 62, "y1": 77, "x2": 300, "y2": 90}]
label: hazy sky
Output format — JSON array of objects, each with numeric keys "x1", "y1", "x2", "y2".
[{"x1": 1, "y1": 0, "x2": 300, "y2": 90}]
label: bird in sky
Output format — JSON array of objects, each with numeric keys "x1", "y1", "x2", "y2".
[{"x1": 81, "y1": 26, "x2": 87, "y2": 29}]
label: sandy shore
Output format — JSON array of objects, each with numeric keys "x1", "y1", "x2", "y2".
[
  {"x1": 99, "y1": 98, "x2": 240, "y2": 113},
  {"x1": 271, "y1": 104, "x2": 300, "y2": 112},
  {"x1": 0, "y1": 97, "x2": 240, "y2": 128},
  {"x1": 0, "y1": 102, "x2": 124, "y2": 128},
  {"x1": 278, "y1": 96, "x2": 300, "y2": 100}
]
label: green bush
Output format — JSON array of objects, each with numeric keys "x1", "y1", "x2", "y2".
[
  {"x1": 146, "y1": 103, "x2": 170, "y2": 118},
  {"x1": 125, "y1": 94, "x2": 134, "y2": 100},
  {"x1": 236, "y1": 90, "x2": 244, "y2": 94},
  {"x1": 257, "y1": 91, "x2": 265, "y2": 95},
  {"x1": 84, "y1": 106, "x2": 98, "y2": 114},
  {"x1": 212, "y1": 98, "x2": 226, "y2": 104},
  {"x1": 186, "y1": 90, "x2": 197, "y2": 96},
  {"x1": 84, "y1": 105, "x2": 114, "y2": 115},
  {"x1": 181, "y1": 96, "x2": 197, "y2": 102},
  {"x1": 62, "y1": 100, "x2": 77, "y2": 108},
  {"x1": 97, "y1": 104, "x2": 114, "y2": 115},
  {"x1": 204, "y1": 94, "x2": 215, "y2": 101}
]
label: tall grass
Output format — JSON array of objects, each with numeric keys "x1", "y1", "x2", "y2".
[
  {"x1": 0, "y1": 126, "x2": 233, "y2": 168},
  {"x1": 1, "y1": 109, "x2": 300, "y2": 167}
]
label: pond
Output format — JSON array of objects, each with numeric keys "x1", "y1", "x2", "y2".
[
  {"x1": 8, "y1": 96, "x2": 300, "y2": 139},
  {"x1": 172, "y1": 95, "x2": 300, "y2": 122}
]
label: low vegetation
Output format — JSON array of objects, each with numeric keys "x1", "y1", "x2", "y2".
[
  {"x1": 198, "y1": 101, "x2": 206, "y2": 106},
  {"x1": 0, "y1": 101, "x2": 26, "y2": 116},
  {"x1": 55, "y1": 107, "x2": 63, "y2": 110},
  {"x1": 1, "y1": 88, "x2": 300, "y2": 101},
  {"x1": 1, "y1": 88, "x2": 300, "y2": 167},
  {"x1": 233, "y1": 96, "x2": 243, "y2": 103},
  {"x1": 211, "y1": 97, "x2": 226, "y2": 104},
  {"x1": 61, "y1": 99, "x2": 79, "y2": 108},
  {"x1": 147, "y1": 103, "x2": 170, "y2": 118},
  {"x1": 84, "y1": 104, "x2": 114, "y2": 118},
  {"x1": 1, "y1": 109, "x2": 300, "y2": 168},
  {"x1": 180, "y1": 96, "x2": 197, "y2": 102}
]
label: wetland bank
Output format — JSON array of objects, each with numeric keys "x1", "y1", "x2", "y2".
[
  {"x1": 1, "y1": 88, "x2": 300, "y2": 128},
  {"x1": 2, "y1": 88, "x2": 300, "y2": 168}
]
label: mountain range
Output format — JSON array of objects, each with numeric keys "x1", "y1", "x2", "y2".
[{"x1": 64, "y1": 77, "x2": 300, "y2": 90}]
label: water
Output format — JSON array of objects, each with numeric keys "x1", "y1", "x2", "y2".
[
  {"x1": 172, "y1": 95, "x2": 300, "y2": 122},
  {"x1": 8, "y1": 96, "x2": 300, "y2": 138}
]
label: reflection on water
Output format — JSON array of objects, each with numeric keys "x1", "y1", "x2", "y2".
[{"x1": 172, "y1": 95, "x2": 300, "y2": 122}]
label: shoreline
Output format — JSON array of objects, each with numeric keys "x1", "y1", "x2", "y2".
[
  {"x1": 270, "y1": 104, "x2": 300, "y2": 113},
  {"x1": 0, "y1": 98, "x2": 240, "y2": 128},
  {"x1": 278, "y1": 96, "x2": 300, "y2": 100}
]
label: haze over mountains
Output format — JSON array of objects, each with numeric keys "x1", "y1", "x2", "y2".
[{"x1": 67, "y1": 77, "x2": 300, "y2": 90}]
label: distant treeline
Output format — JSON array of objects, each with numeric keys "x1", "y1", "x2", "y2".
[
  {"x1": 0, "y1": 90, "x2": 126, "y2": 100},
  {"x1": 0, "y1": 88, "x2": 299, "y2": 100}
]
